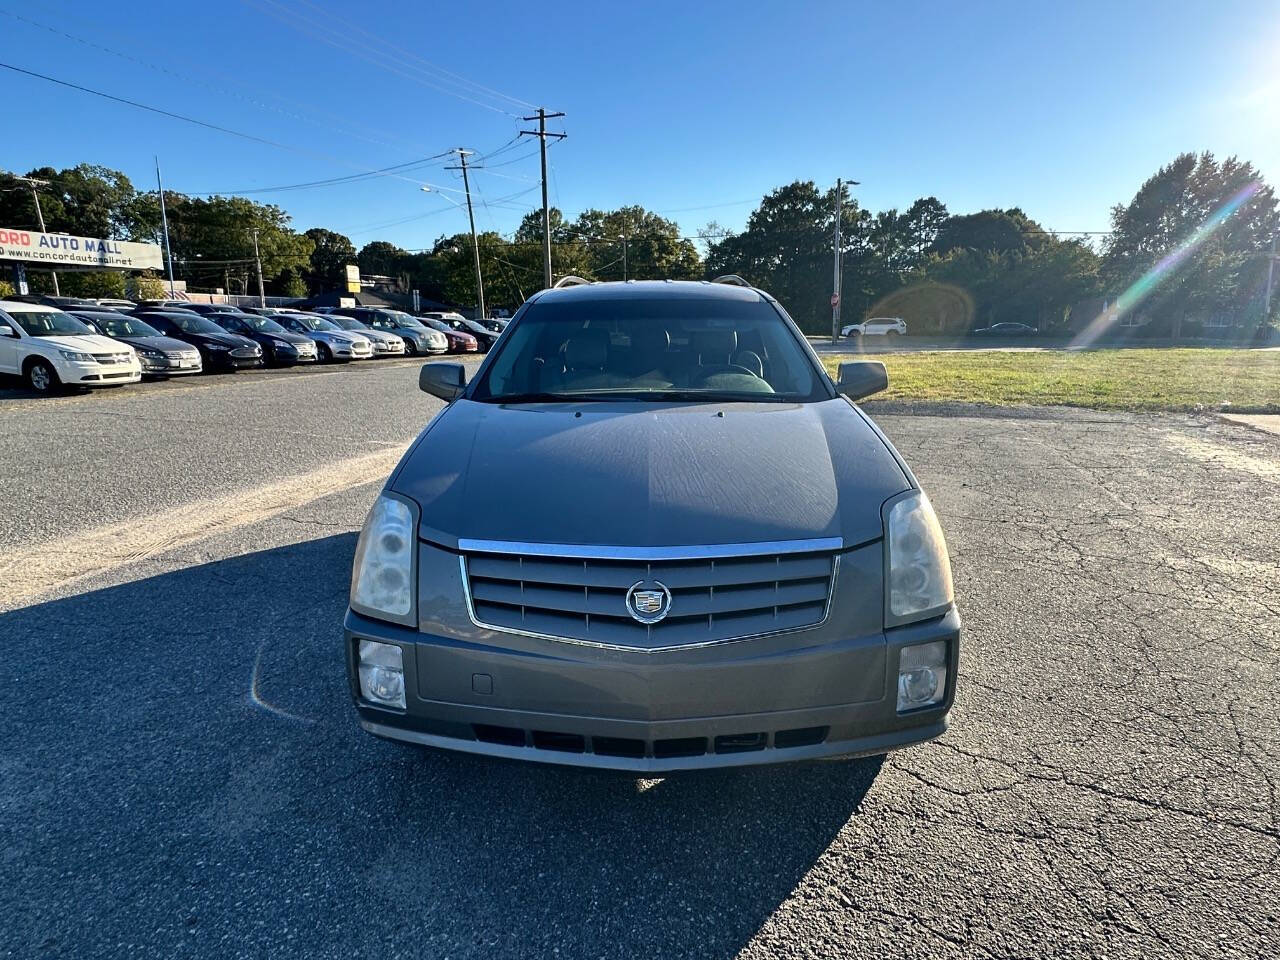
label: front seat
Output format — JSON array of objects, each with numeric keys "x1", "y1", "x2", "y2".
[{"x1": 548, "y1": 329, "x2": 613, "y2": 390}]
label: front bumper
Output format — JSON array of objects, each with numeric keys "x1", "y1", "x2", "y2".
[
  {"x1": 139, "y1": 355, "x2": 201, "y2": 377},
  {"x1": 345, "y1": 597, "x2": 960, "y2": 772},
  {"x1": 58, "y1": 357, "x2": 142, "y2": 386},
  {"x1": 205, "y1": 350, "x2": 263, "y2": 370}
]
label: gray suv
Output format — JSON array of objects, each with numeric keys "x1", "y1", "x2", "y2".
[{"x1": 345, "y1": 279, "x2": 959, "y2": 771}]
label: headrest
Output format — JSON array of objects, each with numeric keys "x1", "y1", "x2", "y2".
[
  {"x1": 691, "y1": 329, "x2": 738, "y2": 359},
  {"x1": 564, "y1": 330, "x2": 609, "y2": 369},
  {"x1": 632, "y1": 325, "x2": 670, "y2": 355}
]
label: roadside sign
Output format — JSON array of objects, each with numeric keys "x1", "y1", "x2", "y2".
[
  {"x1": 830, "y1": 293, "x2": 840, "y2": 308},
  {"x1": 0, "y1": 227, "x2": 162, "y2": 270},
  {"x1": 412, "y1": 289, "x2": 420, "y2": 312}
]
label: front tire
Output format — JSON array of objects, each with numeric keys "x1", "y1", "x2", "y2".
[
  {"x1": 25, "y1": 358, "x2": 61, "y2": 393},
  {"x1": 317, "y1": 343, "x2": 332, "y2": 364},
  {"x1": 404, "y1": 340, "x2": 418, "y2": 356}
]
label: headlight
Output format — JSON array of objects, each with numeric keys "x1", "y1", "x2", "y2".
[
  {"x1": 885, "y1": 491, "x2": 953, "y2": 625},
  {"x1": 350, "y1": 492, "x2": 416, "y2": 623},
  {"x1": 139, "y1": 349, "x2": 164, "y2": 358},
  {"x1": 59, "y1": 350, "x2": 94, "y2": 362}
]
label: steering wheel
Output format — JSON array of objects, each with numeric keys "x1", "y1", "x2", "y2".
[{"x1": 691, "y1": 363, "x2": 759, "y2": 385}]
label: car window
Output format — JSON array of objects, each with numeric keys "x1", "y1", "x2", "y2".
[
  {"x1": 3, "y1": 308, "x2": 95, "y2": 337},
  {"x1": 87, "y1": 315, "x2": 162, "y2": 338},
  {"x1": 471, "y1": 296, "x2": 829, "y2": 403}
]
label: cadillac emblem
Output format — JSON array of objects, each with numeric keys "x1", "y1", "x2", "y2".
[{"x1": 625, "y1": 581, "x2": 672, "y2": 624}]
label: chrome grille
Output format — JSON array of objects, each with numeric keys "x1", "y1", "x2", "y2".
[
  {"x1": 91, "y1": 352, "x2": 130, "y2": 364},
  {"x1": 462, "y1": 542, "x2": 839, "y2": 651}
]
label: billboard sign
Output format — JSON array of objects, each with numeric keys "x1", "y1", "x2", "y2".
[
  {"x1": 0, "y1": 227, "x2": 164, "y2": 270},
  {"x1": 344, "y1": 263, "x2": 361, "y2": 293}
]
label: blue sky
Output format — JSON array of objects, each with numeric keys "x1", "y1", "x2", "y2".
[{"x1": 3, "y1": 0, "x2": 1277, "y2": 250}]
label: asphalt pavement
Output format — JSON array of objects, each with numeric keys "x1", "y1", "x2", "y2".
[{"x1": 3, "y1": 361, "x2": 1278, "y2": 959}]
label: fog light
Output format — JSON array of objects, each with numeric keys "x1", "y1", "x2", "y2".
[
  {"x1": 897, "y1": 640, "x2": 947, "y2": 711},
  {"x1": 358, "y1": 639, "x2": 405, "y2": 708}
]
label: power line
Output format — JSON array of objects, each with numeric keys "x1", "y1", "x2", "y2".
[
  {"x1": 248, "y1": 0, "x2": 531, "y2": 118},
  {"x1": 191, "y1": 152, "x2": 454, "y2": 196},
  {"x1": 0, "y1": 7, "x2": 428, "y2": 153},
  {"x1": 0, "y1": 59, "x2": 437, "y2": 190}
]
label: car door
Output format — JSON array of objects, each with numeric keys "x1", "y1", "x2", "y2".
[{"x1": 0, "y1": 314, "x2": 22, "y2": 374}]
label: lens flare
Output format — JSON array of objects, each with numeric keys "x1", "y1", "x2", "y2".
[{"x1": 1072, "y1": 182, "x2": 1262, "y2": 349}]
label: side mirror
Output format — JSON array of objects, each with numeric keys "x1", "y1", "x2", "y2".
[
  {"x1": 419, "y1": 362, "x2": 467, "y2": 401},
  {"x1": 835, "y1": 361, "x2": 888, "y2": 401},
  {"x1": 0, "y1": 325, "x2": 16, "y2": 337}
]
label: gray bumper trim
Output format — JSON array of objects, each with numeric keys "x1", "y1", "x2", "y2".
[{"x1": 359, "y1": 715, "x2": 948, "y2": 773}]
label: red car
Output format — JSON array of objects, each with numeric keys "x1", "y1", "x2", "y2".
[{"x1": 419, "y1": 315, "x2": 478, "y2": 353}]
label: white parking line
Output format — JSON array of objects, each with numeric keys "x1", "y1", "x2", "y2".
[{"x1": 0, "y1": 445, "x2": 406, "y2": 610}]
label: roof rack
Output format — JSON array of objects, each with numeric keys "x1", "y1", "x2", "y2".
[
  {"x1": 711, "y1": 275, "x2": 753, "y2": 288},
  {"x1": 552, "y1": 275, "x2": 592, "y2": 288}
]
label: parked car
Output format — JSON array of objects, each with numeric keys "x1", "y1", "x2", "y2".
[
  {"x1": 207, "y1": 312, "x2": 318, "y2": 366},
  {"x1": 345, "y1": 279, "x2": 959, "y2": 771},
  {"x1": 136, "y1": 310, "x2": 263, "y2": 371},
  {"x1": 322, "y1": 314, "x2": 406, "y2": 357},
  {"x1": 972, "y1": 322, "x2": 1038, "y2": 336},
  {"x1": 842, "y1": 317, "x2": 907, "y2": 338},
  {"x1": 333, "y1": 307, "x2": 447, "y2": 356},
  {"x1": 431, "y1": 313, "x2": 499, "y2": 352},
  {"x1": 418, "y1": 314, "x2": 480, "y2": 353},
  {"x1": 274, "y1": 313, "x2": 374, "y2": 362},
  {"x1": 68, "y1": 310, "x2": 202, "y2": 378},
  {"x1": 0, "y1": 301, "x2": 141, "y2": 392},
  {"x1": 177, "y1": 302, "x2": 249, "y2": 316},
  {"x1": 7, "y1": 294, "x2": 102, "y2": 309}
]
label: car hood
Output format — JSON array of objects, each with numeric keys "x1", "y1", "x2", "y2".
[
  {"x1": 393, "y1": 398, "x2": 911, "y2": 550},
  {"x1": 29, "y1": 334, "x2": 130, "y2": 353},
  {"x1": 265, "y1": 331, "x2": 313, "y2": 346},
  {"x1": 194, "y1": 331, "x2": 256, "y2": 348},
  {"x1": 116, "y1": 335, "x2": 195, "y2": 352}
]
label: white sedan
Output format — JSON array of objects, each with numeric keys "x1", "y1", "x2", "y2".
[{"x1": 0, "y1": 301, "x2": 141, "y2": 393}]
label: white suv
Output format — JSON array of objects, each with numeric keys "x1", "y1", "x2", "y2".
[
  {"x1": 842, "y1": 317, "x2": 907, "y2": 338},
  {"x1": 0, "y1": 301, "x2": 141, "y2": 393}
]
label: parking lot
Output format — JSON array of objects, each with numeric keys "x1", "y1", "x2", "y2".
[{"x1": 3, "y1": 361, "x2": 1278, "y2": 959}]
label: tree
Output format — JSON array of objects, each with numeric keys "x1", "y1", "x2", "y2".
[
  {"x1": 706, "y1": 181, "x2": 868, "y2": 331},
  {"x1": 357, "y1": 240, "x2": 408, "y2": 279},
  {"x1": 304, "y1": 228, "x2": 356, "y2": 293},
  {"x1": 932, "y1": 208, "x2": 1041, "y2": 256},
  {"x1": 0, "y1": 165, "x2": 141, "y2": 238},
  {"x1": 565, "y1": 206, "x2": 701, "y2": 281},
  {"x1": 1102, "y1": 152, "x2": 1278, "y2": 335}
]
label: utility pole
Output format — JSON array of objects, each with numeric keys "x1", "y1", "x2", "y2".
[
  {"x1": 620, "y1": 234, "x2": 628, "y2": 281},
  {"x1": 1266, "y1": 231, "x2": 1277, "y2": 320},
  {"x1": 446, "y1": 149, "x2": 485, "y2": 321},
  {"x1": 251, "y1": 228, "x2": 266, "y2": 307},
  {"x1": 17, "y1": 176, "x2": 58, "y2": 295},
  {"x1": 520, "y1": 108, "x2": 566, "y2": 289},
  {"x1": 831, "y1": 178, "x2": 860, "y2": 345},
  {"x1": 156, "y1": 158, "x2": 176, "y2": 298}
]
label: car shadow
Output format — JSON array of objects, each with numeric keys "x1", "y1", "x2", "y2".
[{"x1": 1, "y1": 533, "x2": 880, "y2": 959}]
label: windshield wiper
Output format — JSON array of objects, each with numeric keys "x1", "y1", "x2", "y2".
[{"x1": 480, "y1": 391, "x2": 608, "y2": 404}]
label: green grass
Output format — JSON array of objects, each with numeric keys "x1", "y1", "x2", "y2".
[{"x1": 820, "y1": 348, "x2": 1280, "y2": 413}]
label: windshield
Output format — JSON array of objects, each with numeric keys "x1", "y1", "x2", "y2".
[
  {"x1": 330, "y1": 316, "x2": 368, "y2": 331},
  {"x1": 241, "y1": 316, "x2": 286, "y2": 333},
  {"x1": 470, "y1": 296, "x2": 829, "y2": 403},
  {"x1": 396, "y1": 315, "x2": 427, "y2": 329},
  {"x1": 85, "y1": 315, "x2": 161, "y2": 338},
  {"x1": 166, "y1": 314, "x2": 228, "y2": 335},
  {"x1": 420, "y1": 317, "x2": 449, "y2": 332},
  {"x1": 5, "y1": 308, "x2": 94, "y2": 337},
  {"x1": 290, "y1": 315, "x2": 339, "y2": 331}
]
